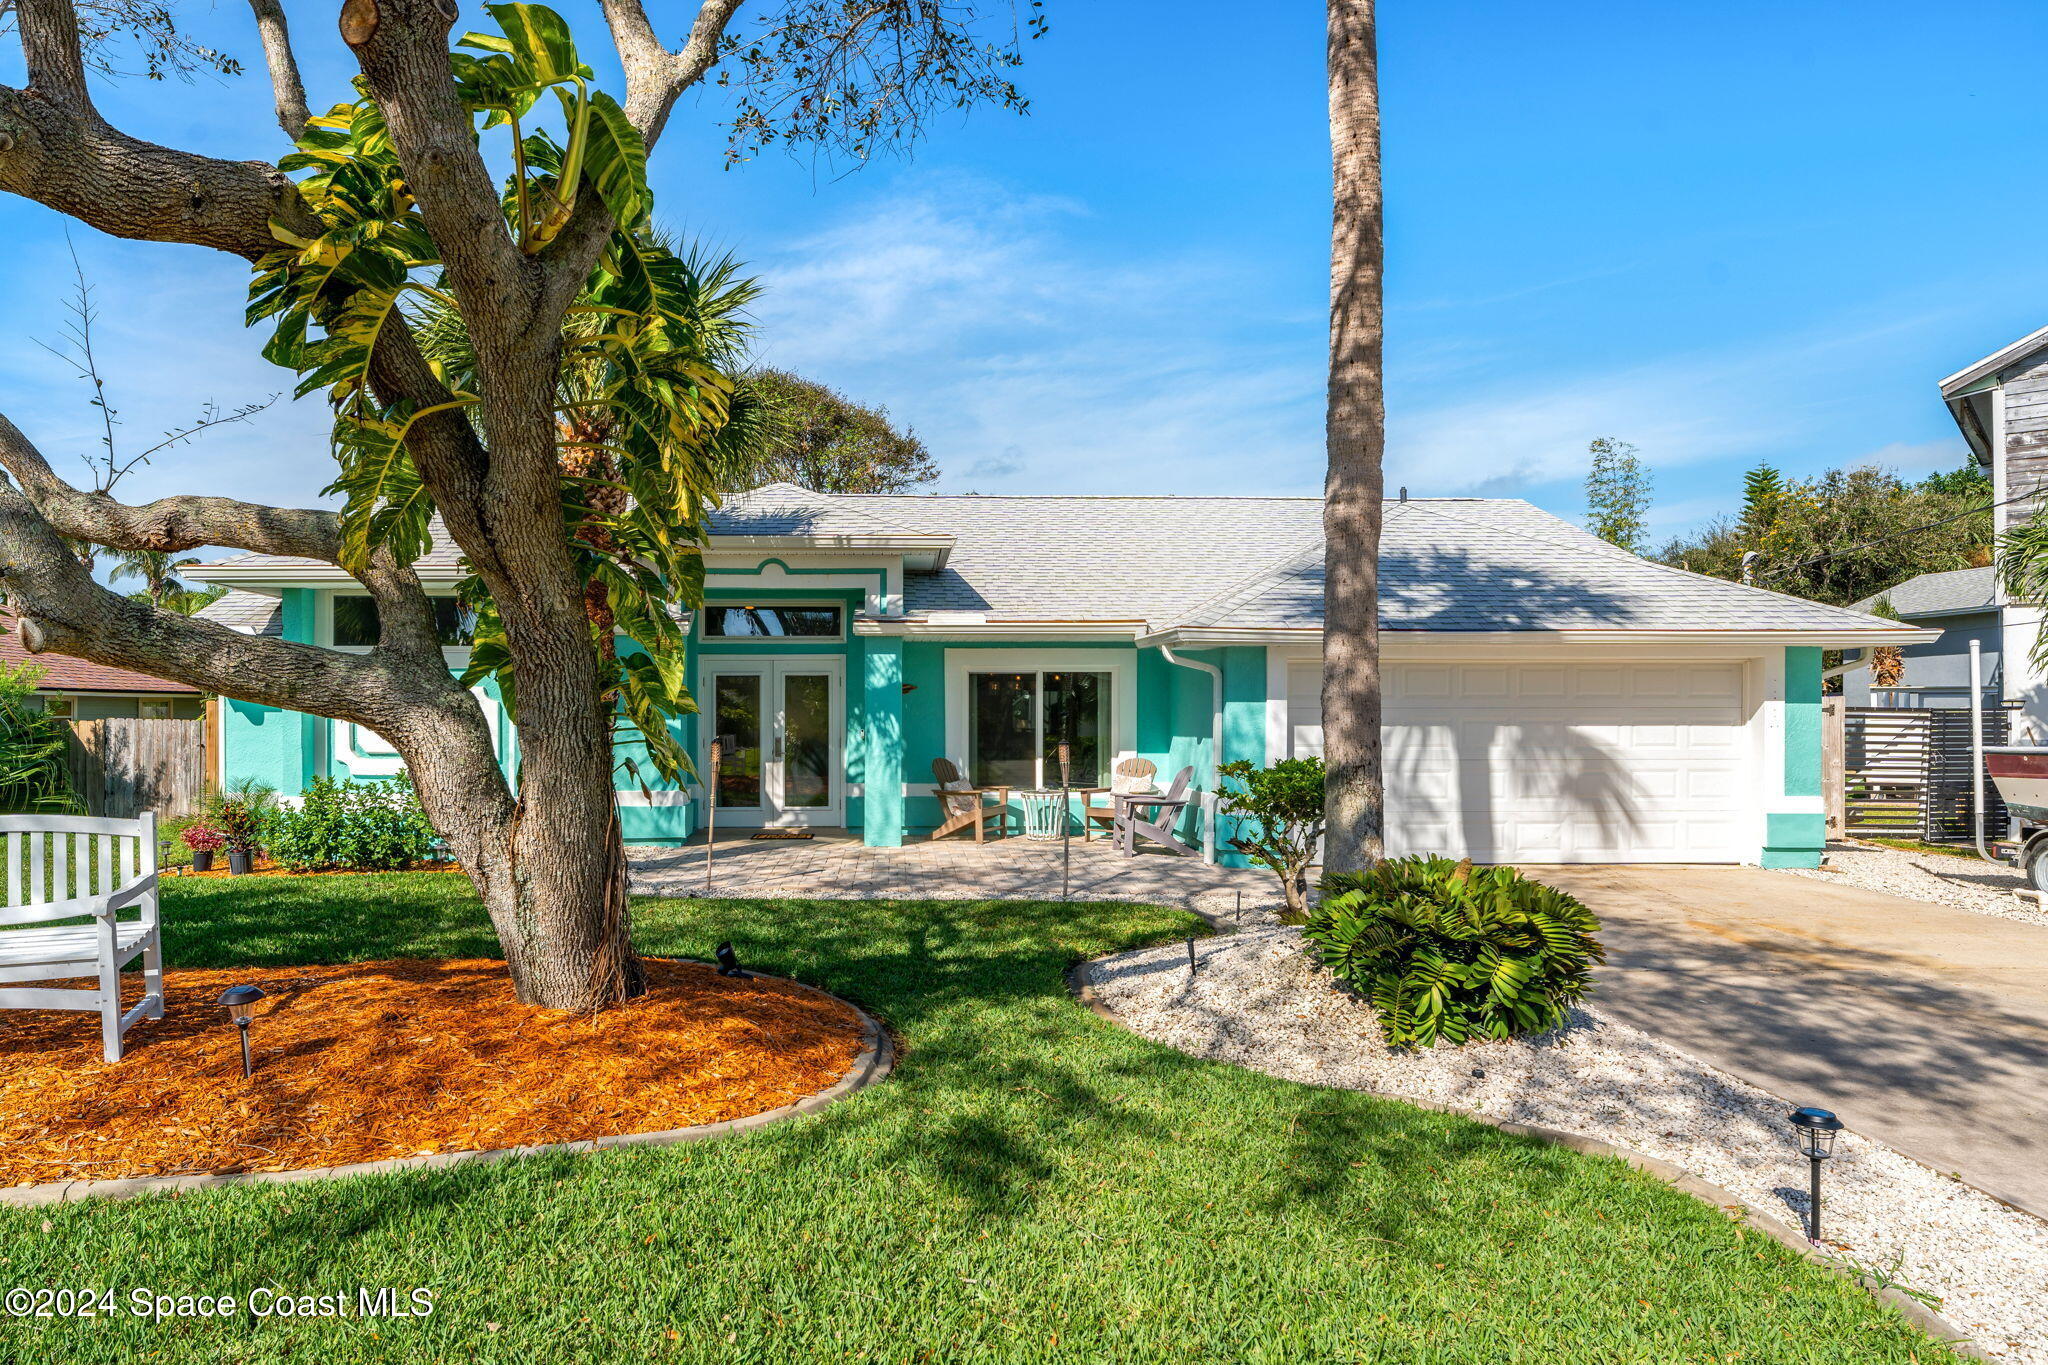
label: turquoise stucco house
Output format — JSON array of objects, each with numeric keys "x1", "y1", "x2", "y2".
[{"x1": 191, "y1": 483, "x2": 1927, "y2": 869}]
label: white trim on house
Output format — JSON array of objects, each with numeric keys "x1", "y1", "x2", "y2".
[
  {"x1": 707, "y1": 533, "x2": 952, "y2": 572},
  {"x1": 858, "y1": 619, "x2": 1144, "y2": 641},
  {"x1": 1941, "y1": 323, "x2": 2048, "y2": 396},
  {"x1": 1142, "y1": 627, "x2": 1939, "y2": 650},
  {"x1": 705, "y1": 554, "x2": 906, "y2": 616},
  {"x1": 941, "y1": 647, "x2": 1138, "y2": 790},
  {"x1": 616, "y1": 789, "x2": 691, "y2": 807}
]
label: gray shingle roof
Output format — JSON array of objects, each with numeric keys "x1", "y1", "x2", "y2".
[
  {"x1": 707, "y1": 482, "x2": 944, "y2": 539},
  {"x1": 186, "y1": 487, "x2": 1919, "y2": 636},
  {"x1": 1163, "y1": 499, "x2": 1917, "y2": 633},
  {"x1": 842, "y1": 492, "x2": 1329, "y2": 623},
  {"x1": 196, "y1": 590, "x2": 282, "y2": 636},
  {"x1": 1851, "y1": 566, "x2": 1996, "y2": 620}
]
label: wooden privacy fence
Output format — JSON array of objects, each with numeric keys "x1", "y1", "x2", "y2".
[
  {"x1": 1832, "y1": 703, "x2": 2007, "y2": 842},
  {"x1": 62, "y1": 717, "x2": 206, "y2": 819}
]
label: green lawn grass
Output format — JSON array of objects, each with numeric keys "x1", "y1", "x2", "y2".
[
  {"x1": 1859, "y1": 836, "x2": 1984, "y2": 860},
  {"x1": 2, "y1": 875, "x2": 1956, "y2": 1363}
]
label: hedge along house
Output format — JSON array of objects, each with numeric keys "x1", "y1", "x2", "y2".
[{"x1": 191, "y1": 483, "x2": 1929, "y2": 869}]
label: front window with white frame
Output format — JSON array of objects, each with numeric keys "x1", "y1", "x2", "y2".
[{"x1": 967, "y1": 670, "x2": 1112, "y2": 788}]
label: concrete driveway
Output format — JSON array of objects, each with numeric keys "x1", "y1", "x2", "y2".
[{"x1": 1529, "y1": 863, "x2": 2048, "y2": 1215}]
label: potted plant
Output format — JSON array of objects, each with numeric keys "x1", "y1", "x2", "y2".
[
  {"x1": 217, "y1": 799, "x2": 262, "y2": 875},
  {"x1": 181, "y1": 821, "x2": 225, "y2": 872}
]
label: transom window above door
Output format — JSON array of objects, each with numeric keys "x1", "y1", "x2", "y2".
[
  {"x1": 702, "y1": 605, "x2": 843, "y2": 639},
  {"x1": 967, "y1": 670, "x2": 1111, "y2": 789}
]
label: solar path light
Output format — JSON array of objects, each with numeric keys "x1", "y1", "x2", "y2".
[
  {"x1": 1788, "y1": 1106, "x2": 1844, "y2": 1243},
  {"x1": 217, "y1": 984, "x2": 267, "y2": 1078}
]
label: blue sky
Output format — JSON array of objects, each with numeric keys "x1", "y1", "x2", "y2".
[{"x1": 3, "y1": 0, "x2": 2045, "y2": 547}]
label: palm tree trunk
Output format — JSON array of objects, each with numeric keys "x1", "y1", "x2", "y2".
[{"x1": 1321, "y1": 0, "x2": 1386, "y2": 876}]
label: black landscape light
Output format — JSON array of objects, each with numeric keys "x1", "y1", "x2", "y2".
[
  {"x1": 714, "y1": 941, "x2": 750, "y2": 979},
  {"x1": 218, "y1": 984, "x2": 266, "y2": 1078},
  {"x1": 1788, "y1": 1106, "x2": 1845, "y2": 1243}
]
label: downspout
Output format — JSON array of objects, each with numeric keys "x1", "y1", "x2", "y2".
[
  {"x1": 1820, "y1": 649, "x2": 1869, "y2": 686},
  {"x1": 1158, "y1": 644, "x2": 1221, "y2": 865},
  {"x1": 1970, "y1": 638, "x2": 2004, "y2": 866}
]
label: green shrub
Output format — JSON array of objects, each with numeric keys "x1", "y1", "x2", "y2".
[
  {"x1": 1217, "y1": 757, "x2": 1325, "y2": 919},
  {"x1": 264, "y1": 774, "x2": 440, "y2": 871},
  {"x1": 0, "y1": 662, "x2": 81, "y2": 814},
  {"x1": 1305, "y1": 856, "x2": 1605, "y2": 1049}
]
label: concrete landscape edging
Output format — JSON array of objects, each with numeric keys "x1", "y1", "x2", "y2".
[
  {"x1": 1065, "y1": 961, "x2": 1991, "y2": 1362},
  {"x1": 2, "y1": 980, "x2": 894, "y2": 1210}
]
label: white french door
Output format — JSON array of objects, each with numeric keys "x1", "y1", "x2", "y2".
[{"x1": 701, "y1": 659, "x2": 844, "y2": 826}]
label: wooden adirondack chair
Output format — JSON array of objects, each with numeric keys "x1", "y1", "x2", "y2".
[
  {"x1": 929, "y1": 758, "x2": 1011, "y2": 842},
  {"x1": 1112, "y1": 765, "x2": 1197, "y2": 857},
  {"x1": 0, "y1": 812, "x2": 162, "y2": 1063},
  {"x1": 1081, "y1": 757, "x2": 1158, "y2": 842}
]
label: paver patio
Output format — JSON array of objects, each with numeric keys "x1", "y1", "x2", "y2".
[{"x1": 630, "y1": 830, "x2": 1281, "y2": 917}]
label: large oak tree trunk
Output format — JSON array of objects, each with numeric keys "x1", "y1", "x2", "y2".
[
  {"x1": 394, "y1": 705, "x2": 640, "y2": 1011},
  {"x1": 1321, "y1": 0, "x2": 1387, "y2": 876}
]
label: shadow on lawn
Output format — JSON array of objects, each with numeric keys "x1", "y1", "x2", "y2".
[{"x1": 144, "y1": 883, "x2": 1640, "y2": 1249}]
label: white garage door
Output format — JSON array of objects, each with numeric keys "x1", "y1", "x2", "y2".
[{"x1": 1288, "y1": 660, "x2": 1750, "y2": 863}]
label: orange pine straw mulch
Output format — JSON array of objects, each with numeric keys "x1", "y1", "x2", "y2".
[
  {"x1": 2, "y1": 958, "x2": 868, "y2": 1187},
  {"x1": 172, "y1": 859, "x2": 466, "y2": 879}
]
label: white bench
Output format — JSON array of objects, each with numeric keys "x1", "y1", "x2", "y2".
[{"x1": 0, "y1": 812, "x2": 162, "y2": 1063}]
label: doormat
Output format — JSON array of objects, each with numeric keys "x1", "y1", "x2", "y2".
[{"x1": 750, "y1": 831, "x2": 816, "y2": 841}]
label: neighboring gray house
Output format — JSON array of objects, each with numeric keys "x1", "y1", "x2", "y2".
[
  {"x1": 1944, "y1": 323, "x2": 2048, "y2": 740},
  {"x1": 1845, "y1": 566, "x2": 1999, "y2": 708}
]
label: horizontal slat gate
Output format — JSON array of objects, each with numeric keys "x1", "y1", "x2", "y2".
[
  {"x1": 1925, "y1": 706, "x2": 2010, "y2": 842},
  {"x1": 1843, "y1": 705, "x2": 2009, "y2": 842},
  {"x1": 1844, "y1": 708, "x2": 1928, "y2": 837}
]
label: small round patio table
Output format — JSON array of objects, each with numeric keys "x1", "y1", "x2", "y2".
[{"x1": 1017, "y1": 789, "x2": 1069, "y2": 841}]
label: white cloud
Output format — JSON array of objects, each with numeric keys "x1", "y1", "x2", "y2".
[
  {"x1": 748, "y1": 176, "x2": 1327, "y2": 495},
  {"x1": 1383, "y1": 311, "x2": 1955, "y2": 501}
]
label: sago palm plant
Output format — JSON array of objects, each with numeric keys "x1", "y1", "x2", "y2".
[{"x1": 1306, "y1": 856, "x2": 1605, "y2": 1049}]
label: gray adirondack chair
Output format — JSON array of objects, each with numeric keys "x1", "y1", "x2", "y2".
[
  {"x1": 1081, "y1": 756, "x2": 1157, "y2": 842},
  {"x1": 1112, "y1": 765, "x2": 1196, "y2": 857},
  {"x1": 0, "y1": 812, "x2": 162, "y2": 1062}
]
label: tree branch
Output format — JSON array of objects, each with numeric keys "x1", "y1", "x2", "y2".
[
  {"x1": 600, "y1": 0, "x2": 745, "y2": 146},
  {"x1": 16, "y1": 0, "x2": 92, "y2": 111},
  {"x1": 248, "y1": 0, "x2": 311, "y2": 140},
  {"x1": 344, "y1": 0, "x2": 536, "y2": 336},
  {"x1": 0, "y1": 411, "x2": 340, "y2": 561},
  {"x1": 0, "y1": 83, "x2": 314, "y2": 259},
  {"x1": 0, "y1": 407, "x2": 452, "y2": 685},
  {"x1": 0, "y1": 478, "x2": 429, "y2": 725}
]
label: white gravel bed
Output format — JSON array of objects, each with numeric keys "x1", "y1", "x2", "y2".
[
  {"x1": 1082, "y1": 926, "x2": 2048, "y2": 1362},
  {"x1": 1779, "y1": 843, "x2": 2048, "y2": 930}
]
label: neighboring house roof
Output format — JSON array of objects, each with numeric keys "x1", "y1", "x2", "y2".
[
  {"x1": 196, "y1": 590, "x2": 283, "y2": 636},
  {"x1": 1941, "y1": 323, "x2": 2048, "y2": 398},
  {"x1": 187, "y1": 486, "x2": 1925, "y2": 642},
  {"x1": 1851, "y1": 566, "x2": 1997, "y2": 621},
  {"x1": 0, "y1": 614, "x2": 200, "y2": 694}
]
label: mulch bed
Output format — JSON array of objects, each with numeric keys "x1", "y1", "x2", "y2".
[
  {"x1": 2, "y1": 958, "x2": 868, "y2": 1187},
  {"x1": 170, "y1": 860, "x2": 466, "y2": 879}
]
